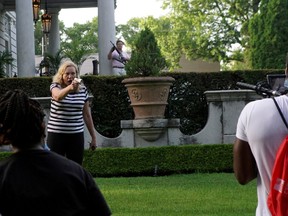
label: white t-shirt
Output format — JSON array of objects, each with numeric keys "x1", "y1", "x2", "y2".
[{"x1": 236, "y1": 95, "x2": 288, "y2": 216}]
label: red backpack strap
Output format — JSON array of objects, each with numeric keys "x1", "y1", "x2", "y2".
[{"x1": 268, "y1": 98, "x2": 288, "y2": 216}]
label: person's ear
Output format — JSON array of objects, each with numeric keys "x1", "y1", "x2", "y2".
[
  {"x1": 0, "y1": 124, "x2": 6, "y2": 144},
  {"x1": 0, "y1": 131, "x2": 11, "y2": 145},
  {"x1": 0, "y1": 133, "x2": 4, "y2": 145}
]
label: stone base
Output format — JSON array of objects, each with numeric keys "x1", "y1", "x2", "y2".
[{"x1": 120, "y1": 119, "x2": 181, "y2": 147}]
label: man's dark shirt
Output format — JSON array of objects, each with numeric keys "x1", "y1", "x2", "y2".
[{"x1": 0, "y1": 149, "x2": 111, "y2": 216}]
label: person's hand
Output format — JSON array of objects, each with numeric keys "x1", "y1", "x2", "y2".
[
  {"x1": 110, "y1": 46, "x2": 116, "y2": 52},
  {"x1": 71, "y1": 79, "x2": 80, "y2": 92},
  {"x1": 89, "y1": 141, "x2": 97, "y2": 151}
]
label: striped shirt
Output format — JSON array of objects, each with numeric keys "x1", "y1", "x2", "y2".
[{"x1": 47, "y1": 83, "x2": 88, "y2": 134}]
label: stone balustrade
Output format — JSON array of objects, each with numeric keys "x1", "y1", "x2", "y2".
[{"x1": 0, "y1": 90, "x2": 261, "y2": 152}]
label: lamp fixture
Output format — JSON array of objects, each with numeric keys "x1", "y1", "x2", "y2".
[
  {"x1": 41, "y1": 0, "x2": 52, "y2": 34},
  {"x1": 39, "y1": 57, "x2": 50, "y2": 76},
  {"x1": 32, "y1": 0, "x2": 41, "y2": 24}
]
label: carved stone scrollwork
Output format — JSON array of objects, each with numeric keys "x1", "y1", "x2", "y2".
[
  {"x1": 122, "y1": 76, "x2": 175, "y2": 119},
  {"x1": 131, "y1": 89, "x2": 141, "y2": 101},
  {"x1": 159, "y1": 88, "x2": 168, "y2": 101}
]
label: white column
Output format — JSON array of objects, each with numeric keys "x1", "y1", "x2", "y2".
[
  {"x1": 0, "y1": 4, "x2": 4, "y2": 46},
  {"x1": 16, "y1": 0, "x2": 36, "y2": 77},
  {"x1": 98, "y1": 0, "x2": 115, "y2": 75},
  {"x1": 47, "y1": 8, "x2": 61, "y2": 56}
]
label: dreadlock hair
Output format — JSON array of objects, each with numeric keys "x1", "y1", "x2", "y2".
[{"x1": 0, "y1": 89, "x2": 45, "y2": 149}]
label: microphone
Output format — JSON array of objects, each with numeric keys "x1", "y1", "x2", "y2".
[{"x1": 236, "y1": 82, "x2": 281, "y2": 97}]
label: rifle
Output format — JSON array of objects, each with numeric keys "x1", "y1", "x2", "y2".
[
  {"x1": 110, "y1": 41, "x2": 127, "y2": 65},
  {"x1": 236, "y1": 81, "x2": 282, "y2": 97}
]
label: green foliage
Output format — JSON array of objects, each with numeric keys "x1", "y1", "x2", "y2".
[
  {"x1": 78, "y1": 70, "x2": 283, "y2": 137},
  {"x1": 42, "y1": 49, "x2": 66, "y2": 75},
  {"x1": 0, "y1": 152, "x2": 11, "y2": 161},
  {"x1": 0, "y1": 51, "x2": 14, "y2": 78},
  {"x1": 116, "y1": 18, "x2": 143, "y2": 47},
  {"x1": 34, "y1": 16, "x2": 65, "y2": 55},
  {"x1": 82, "y1": 75, "x2": 133, "y2": 137},
  {"x1": 118, "y1": 17, "x2": 178, "y2": 70},
  {"x1": 82, "y1": 144, "x2": 233, "y2": 177},
  {"x1": 160, "y1": 0, "x2": 259, "y2": 66},
  {"x1": 0, "y1": 144, "x2": 233, "y2": 178},
  {"x1": 99, "y1": 173, "x2": 257, "y2": 215},
  {"x1": 125, "y1": 27, "x2": 167, "y2": 76},
  {"x1": 118, "y1": 1, "x2": 288, "y2": 70},
  {"x1": 0, "y1": 70, "x2": 282, "y2": 137},
  {"x1": 34, "y1": 19, "x2": 43, "y2": 55},
  {"x1": 61, "y1": 17, "x2": 99, "y2": 66},
  {"x1": 249, "y1": 0, "x2": 288, "y2": 69},
  {"x1": 0, "y1": 77, "x2": 52, "y2": 97}
]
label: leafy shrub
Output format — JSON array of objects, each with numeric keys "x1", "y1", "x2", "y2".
[{"x1": 125, "y1": 27, "x2": 167, "y2": 76}]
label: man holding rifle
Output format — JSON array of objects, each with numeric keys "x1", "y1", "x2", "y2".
[{"x1": 107, "y1": 39, "x2": 130, "y2": 76}]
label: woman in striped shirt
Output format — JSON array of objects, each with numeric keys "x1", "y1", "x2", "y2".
[{"x1": 47, "y1": 61, "x2": 97, "y2": 165}]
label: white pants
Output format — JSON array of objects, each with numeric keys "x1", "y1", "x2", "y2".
[{"x1": 112, "y1": 68, "x2": 126, "y2": 76}]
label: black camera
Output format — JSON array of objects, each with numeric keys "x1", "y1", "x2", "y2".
[{"x1": 236, "y1": 74, "x2": 288, "y2": 97}]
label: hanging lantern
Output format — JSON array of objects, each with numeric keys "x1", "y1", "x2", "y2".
[
  {"x1": 32, "y1": 0, "x2": 41, "y2": 24},
  {"x1": 41, "y1": 13, "x2": 52, "y2": 34},
  {"x1": 41, "y1": 0, "x2": 52, "y2": 34}
]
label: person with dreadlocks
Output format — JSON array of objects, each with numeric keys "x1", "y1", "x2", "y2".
[{"x1": 0, "y1": 89, "x2": 111, "y2": 216}]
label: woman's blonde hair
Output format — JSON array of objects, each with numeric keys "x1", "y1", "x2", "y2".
[{"x1": 52, "y1": 61, "x2": 79, "y2": 86}]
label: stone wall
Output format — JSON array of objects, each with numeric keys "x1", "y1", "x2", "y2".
[{"x1": 34, "y1": 90, "x2": 262, "y2": 149}]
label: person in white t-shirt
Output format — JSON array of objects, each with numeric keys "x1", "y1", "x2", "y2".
[
  {"x1": 234, "y1": 95, "x2": 288, "y2": 216},
  {"x1": 107, "y1": 39, "x2": 130, "y2": 76}
]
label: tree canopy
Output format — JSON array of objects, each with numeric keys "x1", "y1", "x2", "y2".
[
  {"x1": 249, "y1": 0, "x2": 288, "y2": 69},
  {"x1": 117, "y1": 1, "x2": 261, "y2": 70},
  {"x1": 35, "y1": 0, "x2": 288, "y2": 71},
  {"x1": 61, "y1": 17, "x2": 99, "y2": 67}
]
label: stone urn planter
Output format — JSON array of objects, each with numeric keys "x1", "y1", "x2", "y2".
[
  {"x1": 122, "y1": 76, "x2": 175, "y2": 119},
  {"x1": 121, "y1": 26, "x2": 175, "y2": 141}
]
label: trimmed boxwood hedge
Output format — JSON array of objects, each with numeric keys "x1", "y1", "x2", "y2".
[
  {"x1": 0, "y1": 70, "x2": 284, "y2": 138},
  {"x1": 0, "y1": 144, "x2": 233, "y2": 177},
  {"x1": 82, "y1": 144, "x2": 233, "y2": 177}
]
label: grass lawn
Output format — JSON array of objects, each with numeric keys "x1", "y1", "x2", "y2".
[{"x1": 95, "y1": 173, "x2": 257, "y2": 216}]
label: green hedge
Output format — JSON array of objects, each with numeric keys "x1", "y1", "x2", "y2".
[
  {"x1": 82, "y1": 144, "x2": 234, "y2": 177},
  {"x1": 0, "y1": 77, "x2": 52, "y2": 97},
  {"x1": 83, "y1": 70, "x2": 284, "y2": 136},
  {"x1": 0, "y1": 70, "x2": 283, "y2": 138},
  {"x1": 0, "y1": 144, "x2": 233, "y2": 177}
]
